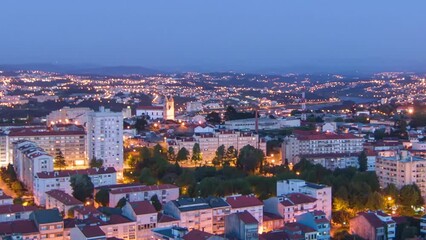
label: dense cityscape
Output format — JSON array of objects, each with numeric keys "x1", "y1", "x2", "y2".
[{"x1": 0, "y1": 67, "x2": 425, "y2": 239}]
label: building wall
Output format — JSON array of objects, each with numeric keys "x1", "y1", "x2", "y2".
[
  {"x1": 109, "y1": 187, "x2": 179, "y2": 207},
  {"x1": 87, "y1": 108, "x2": 124, "y2": 177}
]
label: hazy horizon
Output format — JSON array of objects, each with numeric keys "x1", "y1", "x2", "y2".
[{"x1": 1, "y1": 0, "x2": 426, "y2": 73}]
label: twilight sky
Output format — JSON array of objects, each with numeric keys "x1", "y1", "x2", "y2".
[{"x1": 1, "y1": 0, "x2": 425, "y2": 73}]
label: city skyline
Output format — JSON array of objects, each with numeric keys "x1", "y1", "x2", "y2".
[{"x1": 1, "y1": 0, "x2": 426, "y2": 73}]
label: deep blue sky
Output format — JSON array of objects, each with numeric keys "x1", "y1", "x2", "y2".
[{"x1": 1, "y1": 0, "x2": 425, "y2": 73}]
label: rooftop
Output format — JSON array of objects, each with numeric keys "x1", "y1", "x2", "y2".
[
  {"x1": 36, "y1": 167, "x2": 116, "y2": 179},
  {"x1": 31, "y1": 209, "x2": 63, "y2": 224},
  {"x1": 225, "y1": 195, "x2": 263, "y2": 208},
  {"x1": 46, "y1": 189, "x2": 83, "y2": 206}
]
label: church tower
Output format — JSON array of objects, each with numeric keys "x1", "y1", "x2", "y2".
[{"x1": 164, "y1": 96, "x2": 175, "y2": 120}]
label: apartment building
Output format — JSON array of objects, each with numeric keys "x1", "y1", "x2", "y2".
[
  {"x1": 33, "y1": 167, "x2": 117, "y2": 206},
  {"x1": 0, "y1": 190, "x2": 13, "y2": 206},
  {"x1": 7, "y1": 124, "x2": 87, "y2": 168},
  {"x1": 169, "y1": 130, "x2": 266, "y2": 164},
  {"x1": 296, "y1": 211, "x2": 331, "y2": 240},
  {"x1": 122, "y1": 200, "x2": 158, "y2": 239},
  {"x1": 13, "y1": 140, "x2": 54, "y2": 192},
  {"x1": 276, "y1": 179, "x2": 332, "y2": 220},
  {"x1": 87, "y1": 107, "x2": 124, "y2": 177},
  {"x1": 225, "y1": 195, "x2": 264, "y2": 232},
  {"x1": 45, "y1": 190, "x2": 83, "y2": 216},
  {"x1": 225, "y1": 211, "x2": 259, "y2": 240},
  {"x1": 350, "y1": 211, "x2": 396, "y2": 240},
  {"x1": 0, "y1": 204, "x2": 38, "y2": 222},
  {"x1": 100, "y1": 183, "x2": 179, "y2": 207},
  {"x1": 46, "y1": 107, "x2": 93, "y2": 127},
  {"x1": 282, "y1": 130, "x2": 364, "y2": 164},
  {"x1": 164, "y1": 197, "x2": 215, "y2": 233},
  {"x1": 30, "y1": 209, "x2": 65, "y2": 240},
  {"x1": 375, "y1": 150, "x2": 426, "y2": 199}
]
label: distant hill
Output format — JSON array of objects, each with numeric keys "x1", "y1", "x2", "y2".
[{"x1": 0, "y1": 63, "x2": 163, "y2": 76}]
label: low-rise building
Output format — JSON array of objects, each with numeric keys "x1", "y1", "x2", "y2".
[
  {"x1": 45, "y1": 189, "x2": 83, "y2": 216},
  {"x1": 0, "y1": 219, "x2": 40, "y2": 239},
  {"x1": 225, "y1": 211, "x2": 259, "y2": 240},
  {"x1": 0, "y1": 189, "x2": 13, "y2": 206},
  {"x1": 276, "y1": 179, "x2": 332, "y2": 220},
  {"x1": 164, "y1": 197, "x2": 214, "y2": 233},
  {"x1": 30, "y1": 209, "x2": 65, "y2": 240},
  {"x1": 103, "y1": 183, "x2": 179, "y2": 207},
  {"x1": 349, "y1": 211, "x2": 396, "y2": 240},
  {"x1": 0, "y1": 204, "x2": 38, "y2": 222},
  {"x1": 34, "y1": 167, "x2": 117, "y2": 206},
  {"x1": 122, "y1": 200, "x2": 158, "y2": 239},
  {"x1": 225, "y1": 195, "x2": 263, "y2": 232},
  {"x1": 296, "y1": 211, "x2": 330, "y2": 240}
]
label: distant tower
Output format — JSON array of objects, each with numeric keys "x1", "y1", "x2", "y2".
[
  {"x1": 164, "y1": 96, "x2": 175, "y2": 120},
  {"x1": 301, "y1": 87, "x2": 307, "y2": 121}
]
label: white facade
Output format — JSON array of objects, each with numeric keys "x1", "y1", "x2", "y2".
[
  {"x1": 136, "y1": 106, "x2": 164, "y2": 120},
  {"x1": 87, "y1": 107, "x2": 124, "y2": 177},
  {"x1": 13, "y1": 141, "x2": 54, "y2": 192},
  {"x1": 376, "y1": 151, "x2": 426, "y2": 199},
  {"x1": 282, "y1": 131, "x2": 364, "y2": 164},
  {"x1": 47, "y1": 107, "x2": 93, "y2": 127},
  {"x1": 276, "y1": 179, "x2": 332, "y2": 220},
  {"x1": 108, "y1": 184, "x2": 179, "y2": 207},
  {"x1": 33, "y1": 167, "x2": 117, "y2": 206},
  {"x1": 186, "y1": 101, "x2": 203, "y2": 112},
  {"x1": 225, "y1": 195, "x2": 264, "y2": 232}
]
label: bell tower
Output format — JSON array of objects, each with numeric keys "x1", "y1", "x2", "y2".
[{"x1": 164, "y1": 96, "x2": 175, "y2": 120}]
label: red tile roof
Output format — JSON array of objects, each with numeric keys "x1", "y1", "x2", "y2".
[
  {"x1": 80, "y1": 225, "x2": 106, "y2": 238},
  {"x1": 0, "y1": 220, "x2": 38, "y2": 235},
  {"x1": 0, "y1": 204, "x2": 37, "y2": 215},
  {"x1": 46, "y1": 189, "x2": 83, "y2": 206},
  {"x1": 293, "y1": 130, "x2": 362, "y2": 141},
  {"x1": 225, "y1": 195, "x2": 263, "y2": 208},
  {"x1": 183, "y1": 229, "x2": 213, "y2": 240},
  {"x1": 137, "y1": 106, "x2": 163, "y2": 110},
  {"x1": 158, "y1": 213, "x2": 179, "y2": 223},
  {"x1": 9, "y1": 127, "x2": 85, "y2": 137},
  {"x1": 36, "y1": 167, "x2": 116, "y2": 179},
  {"x1": 236, "y1": 211, "x2": 259, "y2": 224},
  {"x1": 263, "y1": 212, "x2": 283, "y2": 222},
  {"x1": 281, "y1": 193, "x2": 317, "y2": 206},
  {"x1": 130, "y1": 201, "x2": 157, "y2": 215},
  {"x1": 109, "y1": 184, "x2": 178, "y2": 194}
]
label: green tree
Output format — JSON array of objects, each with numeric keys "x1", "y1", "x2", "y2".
[
  {"x1": 167, "y1": 147, "x2": 176, "y2": 162},
  {"x1": 224, "y1": 146, "x2": 237, "y2": 166},
  {"x1": 236, "y1": 145, "x2": 265, "y2": 172},
  {"x1": 135, "y1": 117, "x2": 148, "y2": 132},
  {"x1": 89, "y1": 157, "x2": 103, "y2": 168},
  {"x1": 212, "y1": 145, "x2": 225, "y2": 167},
  {"x1": 70, "y1": 174, "x2": 94, "y2": 202},
  {"x1": 54, "y1": 149, "x2": 66, "y2": 170},
  {"x1": 95, "y1": 188, "x2": 110, "y2": 207},
  {"x1": 191, "y1": 143, "x2": 202, "y2": 164},
  {"x1": 398, "y1": 184, "x2": 424, "y2": 215},
  {"x1": 176, "y1": 147, "x2": 189, "y2": 162},
  {"x1": 11, "y1": 181, "x2": 24, "y2": 196},
  {"x1": 150, "y1": 194, "x2": 162, "y2": 211},
  {"x1": 139, "y1": 168, "x2": 156, "y2": 185},
  {"x1": 140, "y1": 146, "x2": 152, "y2": 161},
  {"x1": 205, "y1": 111, "x2": 221, "y2": 125},
  {"x1": 365, "y1": 192, "x2": 385, "y2": 210},
  {"x1": 116, "y1": 197, "x2": 127, "y2": 208},
  {"x1": 358, "y1": 151, "x2": 368, "y2": 172},
  {"x1": 383, "y1": 183, "x2": 399, "y2": 200}
]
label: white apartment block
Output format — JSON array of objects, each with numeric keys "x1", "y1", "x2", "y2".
[
  {"x1": 13, "y1": 140, "x2": 54, "y2": 192},
  {"x1": 282, "y1": 130, "x2": 364, "y2": 164},
  {"x1": 87, "y1": 107, "x2": 124, "y2": 177},
  {"x1": 376, "y1": 151, "x2": 426, "y2": 199},
  {"x1": 7, "y1": 125, "x2": 87, "y2": 168},
  {"x1": 105, "y1": 184, "x2": 179, "y2": 207},
  {"x1": 122, "y1": 200, "x2": 159, "y2": 239},
  {"x1": 264, "y1": 193, "x2": 320, "y2": 224},
  {"x1": 46, "y1": 107, "x2": 93, "y2": 127},
  {"x1": 33, "y1": 167, "x2": 117, "y2": 206},
  {"x1": 277, "y1": 179, "x2": 332, "y2": 220},
  {"x1": 168, "y1": 130, "x2": 266, "y2": 164}
]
